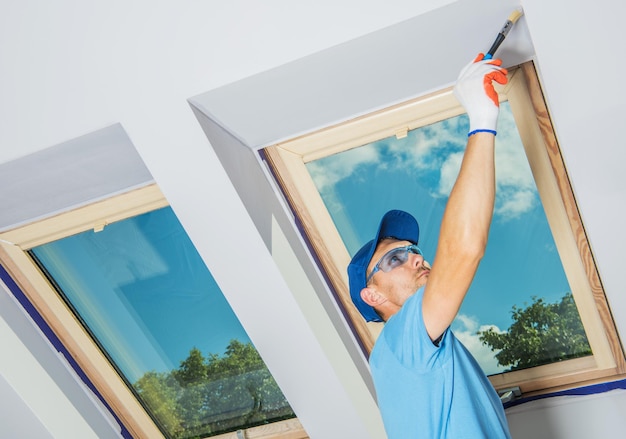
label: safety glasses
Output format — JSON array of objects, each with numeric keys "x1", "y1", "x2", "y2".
[{"x1": 366, "y1": 244, "x2": 422, "y2": 284}]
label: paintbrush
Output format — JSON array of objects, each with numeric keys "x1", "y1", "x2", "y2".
[{"x1": 484, "y1": 8, "x2": 524, "y2": 60}]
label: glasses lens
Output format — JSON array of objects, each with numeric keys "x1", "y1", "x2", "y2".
[{"x1": 379, "y1": 247, "x2": 410, "y2": 272}]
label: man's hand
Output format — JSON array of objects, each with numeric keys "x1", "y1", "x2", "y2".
[{"x1": 454, "y1": 53, "x2": 508, "y2": 135}]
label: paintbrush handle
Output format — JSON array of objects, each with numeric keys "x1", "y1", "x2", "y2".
[{"x1": 484, "y1": 33, "x2": 506, "y2": 60}]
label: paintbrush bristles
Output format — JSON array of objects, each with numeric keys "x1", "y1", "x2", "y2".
[{"x1": 508, "y1": 8, "x2": 524, "y2": 24}]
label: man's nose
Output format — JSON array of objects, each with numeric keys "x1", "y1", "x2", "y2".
[{"x1": 409, "y1": 252, "x2": 424, "y2": 268}]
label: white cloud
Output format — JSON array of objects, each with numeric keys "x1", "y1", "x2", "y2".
[
  {"x1": 390, "y1": 118, "x2": 466, "y2": 173},
  {"x1": 436, "y1": 151, "x2": 464, "y2": 197},
  {"x1": 494, "y1": 188, "x2": 536, "y2": 219},
  {"x1": 306, "y1": 145, "x2": 379, "y2": 193},
  {"x1": 452, "y1": 314, "x2": 507, "y2": 376},
  {"x1": 493, "y1": 104, "x2": 537, "y2": 220}
]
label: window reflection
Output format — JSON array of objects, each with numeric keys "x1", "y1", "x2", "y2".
[{"x1": 30, "y1": 207, "x2": 294, "y2": 438}]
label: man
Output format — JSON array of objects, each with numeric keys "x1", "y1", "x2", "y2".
[{"x1": 348, "y1": 54, "x2": 512, "y2": 438}]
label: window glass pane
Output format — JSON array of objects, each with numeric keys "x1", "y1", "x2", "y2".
[
  {"x1": 306, "y1": 102, "x2": 591, "y2": 375},
  {"x1": 29, "y1": 207, "x2": 294, "y2": 438}
]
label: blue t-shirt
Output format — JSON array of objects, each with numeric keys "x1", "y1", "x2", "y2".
[{"x1": 369, "y1": 287, "x2": 511, "y2": 439}]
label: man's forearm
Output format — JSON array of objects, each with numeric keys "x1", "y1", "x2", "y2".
[
  {"x1": 422, "y1": 132, "x2": 496, "y2": 340},
  {"x1": 440, "y1": 131, "x2": 496, "y2": 257}
]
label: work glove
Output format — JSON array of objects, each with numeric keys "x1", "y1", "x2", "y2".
[{"x1": 453, "y1": 53, "x2": 508, "y2": 136}]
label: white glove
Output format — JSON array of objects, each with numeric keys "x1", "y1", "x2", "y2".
[{"x1": 453, "y1": 54, "x2": 508, "y2": 135}]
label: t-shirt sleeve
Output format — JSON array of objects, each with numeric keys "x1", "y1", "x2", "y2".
[{"x1": 380, "y1": 286, "x2": 450, "y2": 370}]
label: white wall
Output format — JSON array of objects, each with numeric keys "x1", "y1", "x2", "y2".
[
  {"x1": 506, "y1": 387, "x2": 626, "y2": 438},
  {"x1": 1, "y1": 1, "x2": 625, "y2": 438}
]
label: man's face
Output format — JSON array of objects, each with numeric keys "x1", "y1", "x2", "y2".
[{"x1": 366, "y1": 239, "x2": 431, "y2": 308}]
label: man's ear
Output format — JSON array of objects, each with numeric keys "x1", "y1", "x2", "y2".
[{"x1": 360, "y1": 287, "x2": 386, "y2": 307}]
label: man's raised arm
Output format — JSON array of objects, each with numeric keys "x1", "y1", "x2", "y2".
[{"x1": 422, "y1": 54, "x2": 508, "y2": 342}]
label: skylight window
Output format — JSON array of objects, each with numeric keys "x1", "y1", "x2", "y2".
[
  {"x1": 0, "y1": 187, "x2": 303, "y2": 438},
  {"x1": 263, "y1": 62, "x2": 625, "y2": 395},
  {"x1": 305, "y1": 101, "x2": 589, "y2": 376}
]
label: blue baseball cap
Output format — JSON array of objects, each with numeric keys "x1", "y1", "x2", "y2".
[{"x1": 347, "y1": 210, "x2": 420, "y2": 322}]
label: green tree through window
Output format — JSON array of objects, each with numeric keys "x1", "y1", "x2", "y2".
[
  {"x1": 478, "y1": 293, "x2": 592, "y2": 371},
  {"x1": 135, "y1": 340, "x2": 293, "y2": 438}
]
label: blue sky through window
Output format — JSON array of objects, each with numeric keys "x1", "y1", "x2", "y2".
[{"x1": 306, "y1": 102, "x2": 574, "y2": 375}]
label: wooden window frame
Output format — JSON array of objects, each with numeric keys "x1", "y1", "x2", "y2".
[
  {"x1": 263, "y1": 61, "x2": 625, "y2": 396},
  {"x1": 0, "y1": 184, "x2": 307, "y2": 439}
]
